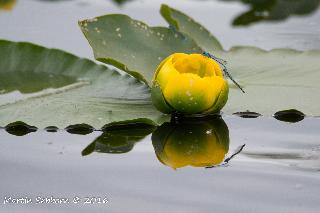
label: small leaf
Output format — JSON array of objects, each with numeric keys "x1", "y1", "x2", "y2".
[
  {"x1": 233, "y1": 111, "x2": 262, "y2": 118},
  {"x1": 44, "y1": 126, "x2": 59, "y2": 133},
  {"x1": 65, "y1": 124, "x2": 95, "y2": 135},
  {"x1": 5, "y1": 121, "x2": 37, "y2": 136},
  {"x1": 273, "y1": 109, "x2": 305, "y2": 123}
]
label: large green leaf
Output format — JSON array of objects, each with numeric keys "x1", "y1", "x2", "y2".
[
  {"x1": 0, "y1": 40, "x2": 167, "y2": 128},
  {"x1": 160, "y1": 5, "x2": 320, "y2": 116},
  {"x1": 79, "y1": 14, "x2": 202, "y2": 86}
]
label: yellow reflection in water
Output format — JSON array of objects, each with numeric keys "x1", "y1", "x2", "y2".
[{"x1": 152, "y1": 116, "x2": 229, "y2": 169}]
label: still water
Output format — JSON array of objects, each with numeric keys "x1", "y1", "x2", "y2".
[
  {"x1": 0, "y1": 0, "x2": 320, "y2": 212},
  {"x1": 1, "y1": 115, "x2": 320, "y2": 212}
]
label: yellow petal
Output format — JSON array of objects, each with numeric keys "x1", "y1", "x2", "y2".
[{"x1": 163, "y1": 73, "x2": 225, "y2": 114}]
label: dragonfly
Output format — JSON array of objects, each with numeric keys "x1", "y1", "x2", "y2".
[{"x1": 203, "y1": 51, "x2": 245, "y2": 93}]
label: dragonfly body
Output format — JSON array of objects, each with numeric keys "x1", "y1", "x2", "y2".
[{"x1": 202, "y1": 51, "x2": 245, "y2": 93}]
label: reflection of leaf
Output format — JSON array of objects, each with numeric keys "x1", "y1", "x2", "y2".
[
  {"x1": 0, "y1": 40, "x2": 167, "y2": 128},
  {"x1": 82, "y1": 122, "x2": 156, "y2": 156},
  {"x1": 161, "y1": 5, "x2": 320, "y2": 116},
  {"x1": 83, "y1": 133, "x2": 136, "y2": 155},
  {"x1": 102, "y1": 118, "x2": 157, "y2": 131},
  {"x1": 79, "y1": 14, "x2": 202, "y2": 86}
]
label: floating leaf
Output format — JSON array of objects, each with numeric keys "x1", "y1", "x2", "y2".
[
  {"x1": 273, "y1": 109, "x2": 305, "y2": 123},
  {"x1": 65, "y1": 123, "x2": 95, "y2": 135},
  {"x1": 79, "y1": 14, "x2": 202, "y2": 86},
  {"x1": 0, "y1": 40, "x2": 168, "y2": 128},
  {"x1": 5, "y1": 121, "x2": 37, "y2": 136},
  {"x1": 233, "y1": 111, "x2": 262, "y2": 118},
  {"x1": 44, "y1": 126, "x2": 59, "y2": 133}
]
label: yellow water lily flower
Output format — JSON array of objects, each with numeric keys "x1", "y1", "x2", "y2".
[
  {"x1": 0, "y1": 0, "x2": 16, "y2": 11},
  {"x1": 151, "y1": 53, "x2": 229, "y2": 115},
  {"x1": 152, "y1": 117, "x2": 229, "y2": 169}
]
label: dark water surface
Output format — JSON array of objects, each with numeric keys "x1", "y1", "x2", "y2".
[{"x1": 1, "y1": 0, "x2": 320, "y2": 212}]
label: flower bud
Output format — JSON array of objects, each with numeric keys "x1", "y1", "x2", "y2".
[
  {"x1": 151, "y1": 53, "x2": 229, "y2": 115},
  {"x1": 152, "y1": 116, "x2": 229, "y2": 169}
]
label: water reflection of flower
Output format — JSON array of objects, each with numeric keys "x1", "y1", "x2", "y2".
[{"x1": 152, "y1": 115, "x2": 230, "y2": 169}]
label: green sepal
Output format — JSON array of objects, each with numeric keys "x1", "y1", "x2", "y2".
[
  {"x1": 205, "y1": 81, "x2": 229, "y2": 114},
  {"x1": 151, "y1": 81, "x2": 174, "y2": 114}
]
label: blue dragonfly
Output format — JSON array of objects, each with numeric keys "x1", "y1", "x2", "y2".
[{"x1": 203, "y1": 51, "x2": 245, "y2": 93}]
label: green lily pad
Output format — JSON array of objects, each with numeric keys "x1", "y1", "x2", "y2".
[
  {"x1": 79, "y1": 14, "x2": 202, "y2": 86},
  {"x1": 0, "y1": 40, "x2": 167, "y2": 128},
  {"x1": 160, "y1": 5, "x2": 320, "y2": 116}
]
